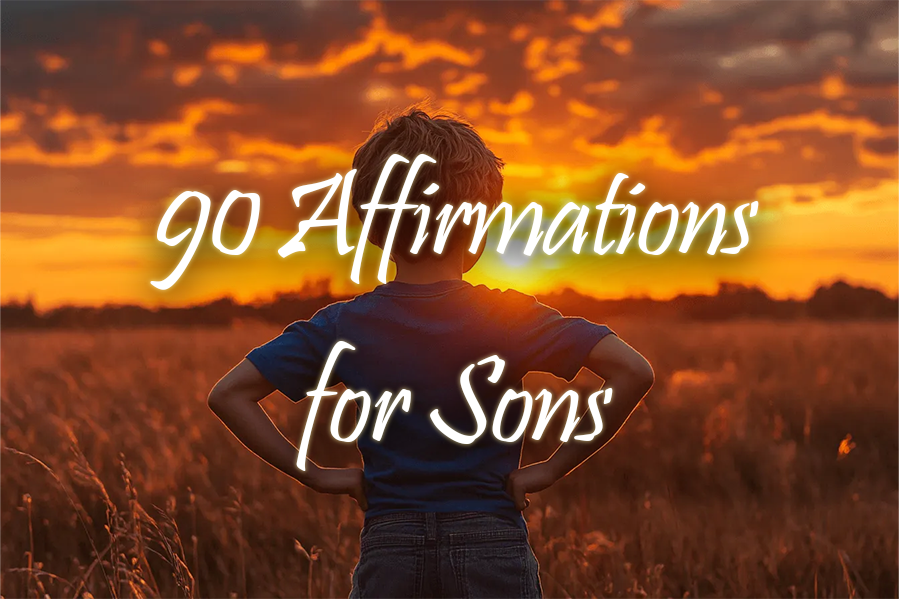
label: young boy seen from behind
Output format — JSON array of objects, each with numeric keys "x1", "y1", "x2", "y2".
[{"x1": 208, "y1": 109, "x2": 654, "y2": 598}]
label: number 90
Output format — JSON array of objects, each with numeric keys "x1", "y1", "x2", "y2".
[{"x1": 151, "y1": 190, "x2": 260, "y2": 290}]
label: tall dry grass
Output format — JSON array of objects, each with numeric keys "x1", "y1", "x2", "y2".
[{"x1": 1, "y1": 320, "x2": 896, "y2": 598}]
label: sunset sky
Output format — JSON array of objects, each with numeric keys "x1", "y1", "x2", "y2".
[{"x1": 2, "y1": 0, "x2": 897, "y2": 308}]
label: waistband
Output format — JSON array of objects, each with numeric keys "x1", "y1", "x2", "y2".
[
  {"x1": 363, "y1": 509, "x2": 527, "y2": 529},
  {"x1": 360, "y1": 510, "x2": 530, "y2": 550},
  {"x1": 364, "y1": 511, "x2": 489, "y2": 525}
]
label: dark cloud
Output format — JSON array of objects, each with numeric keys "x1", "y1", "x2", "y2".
[{"x1": 864, "y1": 135, "x2": 899, "y2": 155}]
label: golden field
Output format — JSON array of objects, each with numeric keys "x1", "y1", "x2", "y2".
[{"x1": 1, "y1": 320, "x2": 896, "y2": 598}]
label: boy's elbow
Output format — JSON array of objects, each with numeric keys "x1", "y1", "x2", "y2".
[
  {"x1": 639, "y1": 360, "x2": 655, "y2": 395},
  {"x1": 627, "y1": 357, "x2": 655, "y2": 397},
  {"x1": 589, "y1": 337, "x2": 653, "y2": 398},
  {"x1": 207, "y1": 384, "x2": 231, "y2": 415}
]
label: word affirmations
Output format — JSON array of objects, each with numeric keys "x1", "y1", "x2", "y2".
[{"x1": 152, "y1": 153, "x2": 759, "y2": 289}]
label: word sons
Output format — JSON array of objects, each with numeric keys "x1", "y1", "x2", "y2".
[{"x1": 295, "y1": 341, "x2": 614, "y2": 470}]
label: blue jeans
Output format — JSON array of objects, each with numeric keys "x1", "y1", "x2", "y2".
[{"x1": 349, "y1": 512, "x2": 543, "y2": 598}]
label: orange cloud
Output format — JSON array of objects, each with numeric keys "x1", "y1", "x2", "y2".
[
  {"x1": 701, "y1": 87, "x2": 724, "y2": 104},
  {"x1": 567, "y1": 99, "x2": 600, "y2": 118},
  {"x1": 404, "y1": 84, "x2": 434, "y2": 100},
  {"x1": 600, "y1": 35, "x2": 632, "y2": 56},
  {"x1": 276, "y1": 15, "x2": 482, "y2": 80},
  {"x1": 820, "y1": 73, "x2": 846, "y2": 99},
  {"x1": 207, "y1": 41, "x2": 270, "y2": 64},
  {"x1": 173, "y1": 65, "x2": 202, "y2": 87},
  {"x1": 569, "y1": 1, "x2": 627, "y2": 32},
  {"x1": 215, "y1": 64, "x2": 239, "y2": 84},
  {"x1": 574, "y1": 114, "x2": 784, "y2": 173},
  {"x1": 0, "y1": 113, "x2": 24, "y2": 133},
  {"x1": 731, "y1": 109, "x2": 891, "y2": 141},
  {"x1": 37, "y1": 52, "x2": 68, "y2": 73},
  {"x1": 230, "y1": 135, "x2": 354, "y2": 169},
  {"x1": 478, "y1": 118, "x2": 532, "y2": 146},
  {"x1": 488, "y1": 91, "x2": 535, "y2": 116},
  {"x1": 583, "y1": 80, "x2": 620, "y2": 94},
  {"x1": 509, "y1": 24, "x2": 530, "y2": 42},
  {"x1": 2, "y1": 213, "x2": 143, "y2": 236},
  {"x1": 466, "y1": 20, "x2": 486, "y2": 36},
  {"x1": 148, "y1": 40, "x2": 170, "y2": 58},
  {"x1": 444, "y1": 72, "x2": 488, "y2": 96},
  {"x1": 1, "y1": 100, "x2": 240, "y2": 168},
  {"x1": 524, "y1": 35, "x2": 584, "y2": 82}
]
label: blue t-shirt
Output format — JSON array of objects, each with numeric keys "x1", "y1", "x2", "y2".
[{"x1": 246, "y1": 279, "x2": 614, "y2": 524}]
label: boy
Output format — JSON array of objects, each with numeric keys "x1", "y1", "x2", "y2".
[{"x1": 208, "y1": 109, "x2": 654, "y2": 598}]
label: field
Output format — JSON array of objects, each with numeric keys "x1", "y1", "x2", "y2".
[{"x1": 1, "y1": 321, "x2": 896, "y2": 598}]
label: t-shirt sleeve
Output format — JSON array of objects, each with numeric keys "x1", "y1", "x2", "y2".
[
  {"x1": 501, "y1": 290, "x2": 616, "y2": 382},
  {"x1": 245, "y1": 305, "x2": 340, "y2": 402}
]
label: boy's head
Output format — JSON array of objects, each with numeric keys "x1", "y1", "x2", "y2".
[{"x1": 351, "y1": 107, "x2": 504, "y2": 269}]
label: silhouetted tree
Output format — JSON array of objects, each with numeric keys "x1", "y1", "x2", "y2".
[
  {"x1": 808, "y1": 281, "x2": 898, "y2": 320},
  {"x1": 0, "y1": 300, "x2": 42, "y2": 328}
]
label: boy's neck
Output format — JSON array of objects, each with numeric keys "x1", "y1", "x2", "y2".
[{"x1": 393, "y1": 256, "x2": 463, "y2": 285}]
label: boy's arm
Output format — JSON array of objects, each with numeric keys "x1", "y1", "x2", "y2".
[
  {"x1": 208, "y1": 359, "x2": 367, "y2": 509},
  {"x1": 506, "y1": 335, "x2": 653, "y2": 509}
]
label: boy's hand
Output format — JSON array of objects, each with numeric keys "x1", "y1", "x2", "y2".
[
  {"x1": 310, "y1": 467, "x2": 368, "y2": 511},
  {"x1": 505, "y1": 461, "x2": 558, "y2": 511}
]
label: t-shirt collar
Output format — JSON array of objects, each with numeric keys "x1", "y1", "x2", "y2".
[{"x1": 374, "y1": 279, "x2": 470, "y2": 297}]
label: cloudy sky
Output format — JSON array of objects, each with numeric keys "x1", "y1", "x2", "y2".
[{"x1": 2, "y1": 0, "x2": 896, "y2": 307}]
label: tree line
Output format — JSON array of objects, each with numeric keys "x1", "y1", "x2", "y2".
[{"x1": 1, "y1": 280, "x2": 895, "y2": 329}]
